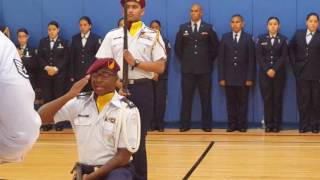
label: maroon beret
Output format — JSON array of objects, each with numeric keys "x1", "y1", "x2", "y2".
[
  {"x1": 86, "y1": 58, "x2": 120, "y2": 75},
  {"x1": 121, "y1": 0, "x2": 145, "y2": 8}
]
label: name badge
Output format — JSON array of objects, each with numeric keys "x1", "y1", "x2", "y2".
[
  {"x1": 261, "y1": 42, "x2": 268, "y2": 46},
  {"x1": 57, "y1": 43, "x2": 64, "y2": 49}
]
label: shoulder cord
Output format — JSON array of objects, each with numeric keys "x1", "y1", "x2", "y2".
[{"x1": 114, "y1": 102, "x2": 141, "y2": 153}]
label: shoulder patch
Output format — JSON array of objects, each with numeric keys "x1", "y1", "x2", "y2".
[
  {"x1": 121, "y1": 97, "x2": 136, "y2": 108},
  {"x1": 13, "y1": 58, "x2": 29, "y2": 79}
]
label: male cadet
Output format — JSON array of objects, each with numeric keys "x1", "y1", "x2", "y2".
[
  {"x1": 218, "y1": 14, "x2": 255, "y2": 132},
  {"x1": 70, "y1": 16, "x2": 102, "y2": 92},
  {"x1": 38, "y1": 59, "x2": 140, "y2": 180},
  {"x1": 175, "y1": 3, "x2": 219, "y2": 132},
  {"x1": 0, "y1": 31, "x2": 41, "y2": 164},
  {"x1": 96, "y1": 1, "x2": 167, "y2": 179}
]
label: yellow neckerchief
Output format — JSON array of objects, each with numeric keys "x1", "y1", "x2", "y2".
[
  {"x1": 96, "y1": 92, "x2": 115, "y2": 113},
  {"x1": 129, "y1": 21, "x2": 143, "y2": 37}
]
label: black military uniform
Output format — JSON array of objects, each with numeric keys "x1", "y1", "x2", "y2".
[
  {"x1": 70, "y1": 31, "x2": 101, "y2": 91},
  {"x1": 218, "y1": 31, "x2": 255, "y2": 132},
  {"x1": 16, "y1": 44, "x2": 39, "y2": 90},
  {"x1": 151, "y1": 37, "x2": 171, "y2": 132},
  {"x1": 38, "y1": 36, "x2": 69, "y2": 103},
  {"x1": 256, "y1": 33, "x2": 288, "y2": 132},
  {"x1": 175, "y1": 20, "x2": 219, "y2": 132},
  {"x1": 289, "y1": 29, "x2": 320, "y2": 133}
]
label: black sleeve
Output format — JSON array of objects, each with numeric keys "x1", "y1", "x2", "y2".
[
  {"x1": 37, "y1": 40, "x2": 48, "y2": 70},
  {"x1": 174, "y1": 26, "x2": 183, "y2": 60},
  {"x1": 218, "y1": 37, "x2": 225, "y2": 81},
  {"x1": 208, "y1": 26, "x2": 219, "y2": 62},
  {"x1": 246, "y1": 36, "x2": 256, "y2": 81}
]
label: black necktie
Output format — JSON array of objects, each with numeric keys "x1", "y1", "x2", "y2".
[
  {"x1": 193, "y1": 23, "x2": 198, "y2": 33},
  {"x1": 234, "y1": 33, "x2": 238, "y2": 44}
]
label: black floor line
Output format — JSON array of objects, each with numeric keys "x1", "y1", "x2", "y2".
[{"x1": 182, "y1": 141, "x2": 215, "y2": 180}]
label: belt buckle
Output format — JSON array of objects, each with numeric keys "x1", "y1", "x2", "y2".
[
  {"x1": 94, "y1": 167, "x2": 99, "y2": 172},
  {"x1": 129, "y1": 80, "x2": 134, "y2": 84}
]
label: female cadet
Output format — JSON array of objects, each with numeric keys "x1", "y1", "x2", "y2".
[
  {"x1": 290, "y1": 13, "x2": 320, "y2": 133},
  {"x1": 149, "y1": 20, "x2": 171, "y2": 132},
  {"x1": 256, "y1": 17, "x2": 288, "y2": 133},
  {"x1": 70, "y1": 16, "x2": 101, "y2": 92},
  {"x1": 38, "y1": 21, "x2": 69, "y2": 131}
]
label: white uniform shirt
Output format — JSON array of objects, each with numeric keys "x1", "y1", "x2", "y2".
[
  {"x1": 96, "y1": 23, "x2": 167, "y2": 80},
  {"x1": 0, "y1": 32, "x2": 41, "y2": 164},
  {"x1": 54, "y1": 91, "x2": 140, "y2": 166}
]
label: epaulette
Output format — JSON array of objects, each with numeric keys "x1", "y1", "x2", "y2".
[
  {"x1": 121, "y1": 97, "x2": 136, "y2": 108},
  {"x1": 109, "y1": 27, "x2": 121, "y2": 32},
  {"x1": 76, "y1": 91, "x2": 92, "y2": 99}
]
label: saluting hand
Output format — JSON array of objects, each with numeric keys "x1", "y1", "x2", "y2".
[
  {"x1": 123, "y1": 49, "x2": 135, "y2": 66},
  {"x1": 66, "y1": 75, "x2": 90, "y2": 98}
]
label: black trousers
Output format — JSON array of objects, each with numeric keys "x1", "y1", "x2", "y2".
[
  {"x1": 180, "y1": 73, "x2": 212, "y2": 129},
  {"x1": 296, "y1": 79, "x2": 320, "y2": 129},
  {"x1": 259, "y1": 70, "x2": 286, "y2": 129},
  {"x1": 225, "y1": 86, "x2": 249, "y2": 129},
  {"x1": 128, "y1": 80, "x2": 153, "y2": 180},
  {"x1": 40, "y1": 76, "x2": 66, "y2": 103},
  {"x1": 151, "y1": 79, "x2": 167, "y2": 129}
]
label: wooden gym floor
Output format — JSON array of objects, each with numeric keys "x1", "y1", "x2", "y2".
[{"x1": 1, "y1": 129, "x2": 320, "y2": 180}]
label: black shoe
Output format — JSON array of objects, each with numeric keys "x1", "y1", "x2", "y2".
[
  {"x1": 55, "y1": 126, "x2": 64, "y2": 131},
  {"x1": 299, "y1": 128, "x2": 307, "y2": 133},
  {"x1": 265, "y1": 127, "x2": 272, "y2": 133},
  {"x1": 41, "y1": 124, "x2": 53, "y2": 131},
  {"x1": 312, "y1": 129, "x2": 319, "y2": 134},
  {"x1": 272, "y1": 128, "x2": 280, "y2": 133},
  {"x1": 227, "y1": 127, "x2": 237, "y2": 132},
  {"x1": 202, "y1": 128, "x2": 212, "y2": 132},
  {"x1": 180, "y1": 127, "x2": 190, "y2": 132},
  {"x1": 239, "y1": 128, "x2": 247, "y2": 132}
]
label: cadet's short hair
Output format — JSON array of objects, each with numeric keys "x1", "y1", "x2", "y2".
[
  {"x1": 79, "y1": 16, "x2": 92, "y2": 25},
  {"x1": 17, "y1": 28, "x2": 29, "y2": 35},
  {"x1": 48, "y1": 21, "x2": 59, "y2": 29},
  {"x1": 231, "y1": 14, "x2": 244, "y2": 22},
  {"x1": 267, "y1": 16, "x2": 280, "y2": 24},
  {"x1": 306, "y1": 12, "x2": 319, "y2": 21},
  {"x1": 150, "y1": 20, "x2": 161, "y2": 28}
]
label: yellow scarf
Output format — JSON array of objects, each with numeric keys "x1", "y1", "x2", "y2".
[
  {"x1": 96, "y1": 92, "x2": 115, "y2": 112},
  {"x1": 129, "y1": 21, "x2": 143, "y2": 37}
]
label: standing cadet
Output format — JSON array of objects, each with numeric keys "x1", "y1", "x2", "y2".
[
  {"x1": 0, "y1": 31, "x2": 41, "y2": 164},
  {"x1": 256, "y1": 17, "x2": 288, "y2": 133},
  {"x1": 96, "y1": 1, "x2": 167, "y2": 179},
  {"x1": 149, "y1": 20, "x2": 171, "y2": 132},
  {"x1": 38, "y1": 59, "x2": 140, "y2": 179},
  {"x1": 290, "y1": 13, "x2": 320, "y2": 133},
  {"x1": 70, "y1": 16, "x2": 101, "y2": 92},
  {"x1": 175, "y1": 3, "x2": 219, "y2": 132},
  {"x1": 218, "y1": 14, "x2": 255, "y2": 132},
  {"x1": 38, "y1": 21, "x2": 69, "y2": 131},
  {"x1": 16, "y1": 28, "x2": 39, "y2": 91}
]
